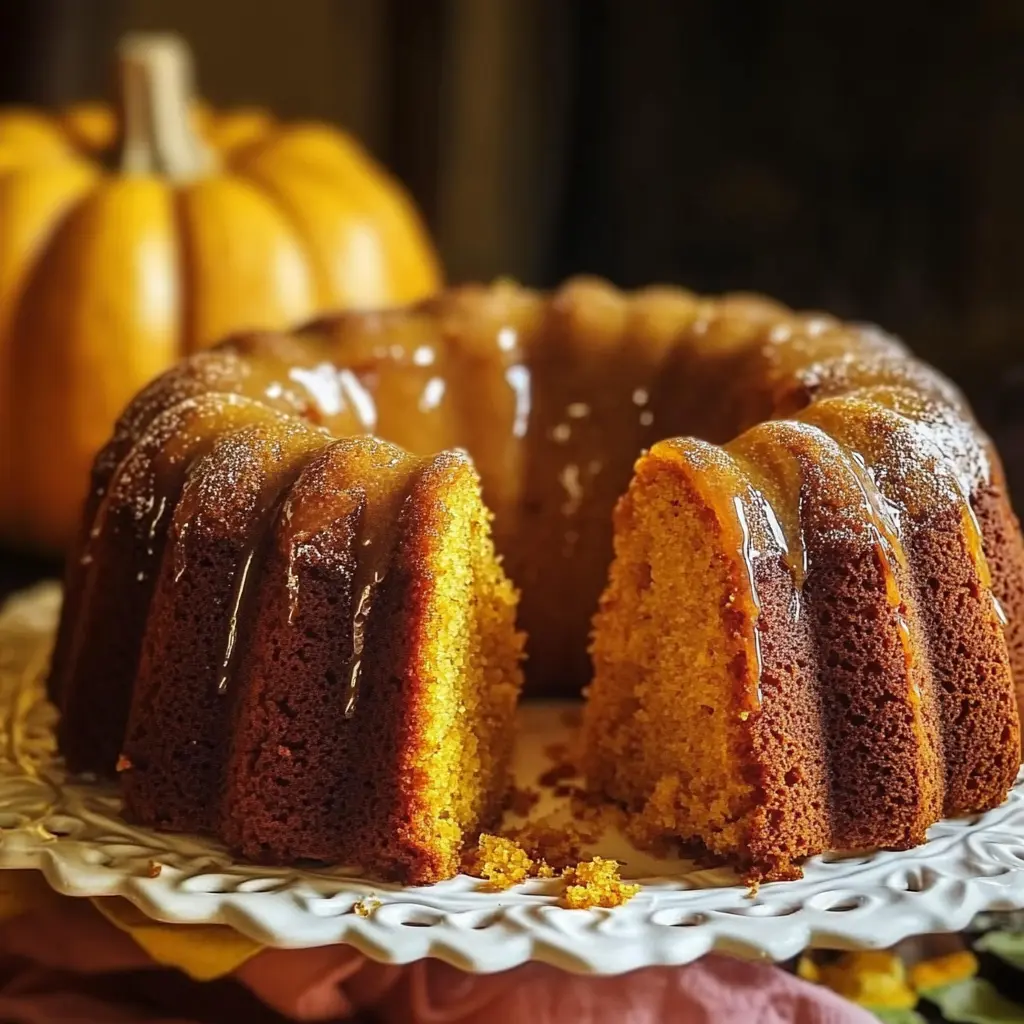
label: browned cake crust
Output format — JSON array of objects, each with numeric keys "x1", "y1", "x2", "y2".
[
  {"x1": 215, "y1": 445, "x2": 512, "y2": 881},
  {"x1": 801, "y1": 396, "x2": 1021, "y2": 814},
  {"x1": 51, "y1": 277, "x2": 1024, "y2": 883},
  {"x1": 47, "y1": 336, "x2": 347, "y2": 708},
  {"x1": 120, "y1": 419, "x2": 332, "y2": 833},
  {"x1": 55, "y1": 397, "x2": 298, "y2": 773},
  {"x1": 974, "y1": 480, "x2": 1024, "y2": 722},
  {"x1": 741, "y1": 421, "x2": 945, "y2": 862},
  {"x1": 742, "y1": 542, "x2": 827, "y2": 877}
]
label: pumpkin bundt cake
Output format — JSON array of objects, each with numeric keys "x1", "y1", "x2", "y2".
[{"x1": 50, "y1": 278, "x2": 1024, "y2": 884}]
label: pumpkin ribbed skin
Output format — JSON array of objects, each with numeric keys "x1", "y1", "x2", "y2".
[{"x1": 0, "y1": 42, "x2": 440, "y2": 552}]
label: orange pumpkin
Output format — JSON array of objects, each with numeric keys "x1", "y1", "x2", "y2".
[{"x1": 0, "y1": 34, "x2": 441, "y2": 553}]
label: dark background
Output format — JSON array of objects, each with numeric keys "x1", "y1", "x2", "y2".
[{"x1": 2, "y1": 0, "x2": 1024, "y2": 583}]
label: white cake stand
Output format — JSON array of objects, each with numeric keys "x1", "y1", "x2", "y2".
[{"x1": 2, "y1": 582, "x2": 1024, "y2": 975}]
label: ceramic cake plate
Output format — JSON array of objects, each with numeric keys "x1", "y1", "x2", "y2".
[{"x1": 3, "y1": 582, "x2": 1024, "y2": 975}]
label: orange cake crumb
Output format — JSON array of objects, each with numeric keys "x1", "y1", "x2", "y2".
[
  {"x1": 469, "y1": 835, "x2": 637, "y2": 907},
  {"x1": 115, "y1": 754, "x2": 132, "y2": 773},
  {"x1": 552, "y1": 783, "x2": 587, "y2": 800},
  {"x1": 353, "y1": 897, "x2": 381, "y2": 918},
  {"x1": 562, "y1": 857, "x2": 639, "y2": 909},
  {"x1": 543, "y1": 741, "x2": 571, "y2": 763},
  {"x1": 538, "y1": 737, "x2": 580, "y2": 790},
  {"x1": 623, "y1": 808, "x2": 678, "y2": 858},
  {"x1": 475, "y1": 834, "x2": 535, "y2": 890},
  {"x1": 571, "y1": 791, "x2": 625, "y2": 829},
  {"x1": 507, "y1": 785, "x2": 541, "y2": 817},
  {"x1": 467, "y1": 834, "x2": 559, "y2": 888},
  {"x1": 538, "y1": 762, "x2": 577, "y2": 787},
  {"x1": 505, "y1": 814, "x2": 599, "y2": 871},
  {"x1": 145, "y1": 860, "x2": 162, "y2": 878}
]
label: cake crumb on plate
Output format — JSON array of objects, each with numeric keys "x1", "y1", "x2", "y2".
[{"x1": 562, "y1": 857, "x2": 639, "y2": 909}]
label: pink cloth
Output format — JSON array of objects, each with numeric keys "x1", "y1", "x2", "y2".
[{"x1": 0, "y1": 901, "x2": 875, "y2": 1023}]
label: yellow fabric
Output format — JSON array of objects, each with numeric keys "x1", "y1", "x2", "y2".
[
  {"x1": 91, "y1": 897, "x2": 264, "y2": 981},
  {"x1": 0, "y1": 869, "x2": 264, "y2": 981},
  {"x1": 908, "y1": 950, "x2": 978, "y2": 991},
  {"x1": 798, "y1": 951, "x2": 918, "y2": 1010}
]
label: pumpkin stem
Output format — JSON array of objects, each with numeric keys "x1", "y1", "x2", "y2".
[{"x1": 115, "y1": 33, "x2": 213, "y2": 180}]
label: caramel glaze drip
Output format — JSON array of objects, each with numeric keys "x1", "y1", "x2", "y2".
[
  {"x1": 306, "y1": 285, "x2": 544, "y2": 517},
  {"x1": 343, "y1": 550, "x2": 380, "y2": 718},
  {"x1": 336, "y1": 463, "x2": 419, "y2": 721},
  {"x1": 725, "y1": 433, "x2": 832, "y2": 718},
  {"x1": 276, "y1": 438, "x2": 425, "y2": 720},
  {"x1": 338, "y1": 483, "x2": 407, "y2": 719},
  {"x1": 54, "y1": 396, "x2": 290, "y2": 723},
  {"x1": 729, "y1": 430, "x2": 808, "y2": 627},
  {"x1": 739, "y1": 321, "x2": 964, "y2": 694},
  {"x1": 798, "y1": 387, "x2": 1011, "y2": 675},
  {"x1": 51, "y1": 351, "x2": 262, "y2": 702},
  {"x1": 728, "y1": 417, "x2": 916, "y2": 680},
  {"x1": 843, "y1": 384, "x2": 1006, "y2": 630},
  {"x1": 657, "y1": 438, "x2": 773, "y2": 717},
  {"x1": 217, "y1": 547, "x2": 258, "y2": 695},
  {"x1": 731, "y1": 492, "x2": 765, "y2": 705},
  {"x1": 840, "y1": 449, "x2": 917, "y2": 683},
  {"x1": 84, "y1": 337, "x2": 381, "y2": 708},
  {"x1": 752, "y1": 479, "x2": 807, "y2": 623},
  {"x1": 207, "y1": 430, "x2": 334, "y2": 701},
  {"x1": 69, "y1": 337, "x2": 369, "y2": 572},
  {"x1": 962, "y1": 499, "x2": 1009, "y2": 627}
]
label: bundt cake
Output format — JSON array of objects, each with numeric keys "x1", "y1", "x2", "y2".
[{"x1": 49, "y1": 277, "x2": 1024, "y2": 884}]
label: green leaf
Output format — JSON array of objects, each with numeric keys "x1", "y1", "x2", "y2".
[
  {"x1": 974, "y1": 929, "x2": 1024, "y2": 972},
  {"x1": 870, "y1": 1009, "x2": 928, "y2": 1024},
  {"x1": 921, "y1": 977, "x2": 1024, "y2": 1023}
]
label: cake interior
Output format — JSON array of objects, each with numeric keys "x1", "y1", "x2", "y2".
[
  {"x1": 586, "y1": 456, "x2": 758, "y2": 863},
  {"x1": 403, "y1": 465, "x2": 523, "y2": 876}
]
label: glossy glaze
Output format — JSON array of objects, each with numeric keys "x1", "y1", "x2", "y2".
[{"x1": 54, "y1": 278, "x2": 1024, "y2": 706}]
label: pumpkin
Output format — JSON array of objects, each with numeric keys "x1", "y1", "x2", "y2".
[{"x1": 0, "y1": 34, "x2": 441, "y2": 553}]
